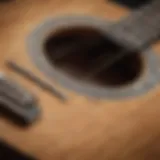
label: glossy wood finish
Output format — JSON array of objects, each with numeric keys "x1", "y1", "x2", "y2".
[{"x1": 1, "y1": 0, "x2": 160, "y2": 159}]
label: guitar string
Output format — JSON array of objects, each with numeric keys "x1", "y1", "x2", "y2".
[
  {"x1": 85, "y1": 0, "x2": 160, "y2": 79},
  {"x1": 49, "y1": 0, "x2": 160, "y2": 80}
]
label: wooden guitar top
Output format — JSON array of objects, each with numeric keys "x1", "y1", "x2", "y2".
[{"x1": 1, "y1": 0, "x2": 160, "y2": 159}]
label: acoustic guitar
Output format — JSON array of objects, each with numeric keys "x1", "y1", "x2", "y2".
[{"x1": 1, "y1": 0, "x2": 160, "y2": 159}]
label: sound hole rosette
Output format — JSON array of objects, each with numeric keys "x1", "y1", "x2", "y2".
[{"x1": 27, "y1": 15, "x2": 160, "y2": 99}]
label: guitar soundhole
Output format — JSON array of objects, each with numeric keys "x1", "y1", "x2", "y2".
[
  {"x1": 44, "y1": 27, "x2": 144, "y2": 87},
  {"x1": 111, "y1": 0, "x2": 151, "y2": 9}
]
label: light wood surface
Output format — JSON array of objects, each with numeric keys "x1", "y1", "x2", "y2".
[{"x1": 1, "y1": 0, "x2": 160, "y2": 159}]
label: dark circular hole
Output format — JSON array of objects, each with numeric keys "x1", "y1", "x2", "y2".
[{"x1": 43, "y1": 26, "x2": 144, "y2": 87}]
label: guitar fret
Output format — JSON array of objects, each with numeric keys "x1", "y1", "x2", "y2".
[{"x1": 107, "y1": 0, "x2": 160, "y2": 49}]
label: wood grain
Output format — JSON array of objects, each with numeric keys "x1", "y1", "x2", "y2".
[{"x1": 0, "y1": 0, "x2": 160, "y2": 159}]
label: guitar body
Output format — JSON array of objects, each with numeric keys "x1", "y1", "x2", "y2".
[{"x1": 1, "y1": 0, "x2": 160, "y2": 160}]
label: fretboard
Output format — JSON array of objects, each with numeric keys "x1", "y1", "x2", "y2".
[{"x1": 107, "y1": 0, "x2": 160, "y2": 50}]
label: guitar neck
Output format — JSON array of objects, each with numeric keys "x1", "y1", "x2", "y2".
[{"x1": 108, "y1": 0, "x2": 160, "y2": 50}]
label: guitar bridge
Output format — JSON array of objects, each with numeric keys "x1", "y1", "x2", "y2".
[{"x1": 0, "y1": 73, "x2": 40, "y2": 126}]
